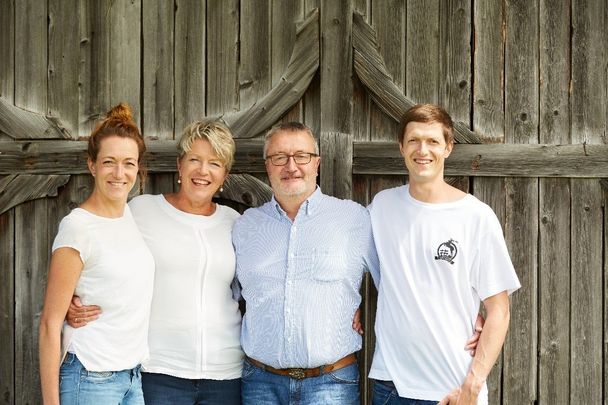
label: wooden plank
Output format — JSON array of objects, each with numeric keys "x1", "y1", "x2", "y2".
[
  {"x1": 240, "y1": 0, "x2": 271, "y2": 111},
  {"x1": 570, "y1": 0, "x2": 606, "y2": 403},
  {"x1": 439, "y1": 0, "x2": 472, "y2": 194},
  {"x1": 14, "y1": 0, "x2": 46, "y2": 114},
  {"x1": 303, "y1": 2, "x2": 321, "y2": 145},
  {"x1": 142, "y1": 0, "x2": 174, "y2": 140},
  {"x1": 502, "y1": 1, "x2": 539, "y2": 403},
  {"x1": 80, "y1": 0, "x2": 111, "y2": 133},
  {"x1": 0, "y1": 174, "x2": 70, "y2": 215},
  {"x1": 48, "y1": 0, "x2": 81, "y2": 137},
  {"x1": 538, "y1": 0, "x2": 571, "y2": 403},
  {"x1": 15, "y1": 199, "x2": 50, "y2": 405},
  {"x1": 320, "y1": 0, "x2": 352, "y2": 134},
  {"x1": 223, "y1": 9, "x2": 319, "y2": 138},
  {"x1": 206, "y1": 0, "x2": 239, "y2": 116},
  {"x1": 108, "y1": 0, "x2": 141, "y2": 124},
  {"x1": 406, "y1": 0, "x2": 439, "y2": 103},
  {"x1": 174, "y1": 0, "x2": 206, "y2": 133},
  {"x1": 0, "y1": 0, "x2": 14, "y2": 101},
  {"x1": 320, "y1": 132, "x2": 353, "y2": 200},
  {"x1": 0, "y1": 208, "x2": 14, "y2": 405},
  {"x1": 272, "y1": 0, "x2": 303, "y2": 123},
  {"x1": 3, "y1": 140, "x2": 608, "y2": 177},
  {"x1": 0, "y1": 97, "x2": 69, "y2": 140}
]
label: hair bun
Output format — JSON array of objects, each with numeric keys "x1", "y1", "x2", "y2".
[{"x1": 106, "y1": 103, "x2": 133, "y2": 122}]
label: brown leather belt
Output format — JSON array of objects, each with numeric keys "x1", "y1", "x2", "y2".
[{"x1": 245, "y1": 353, "x2": 357, "y2": 380}]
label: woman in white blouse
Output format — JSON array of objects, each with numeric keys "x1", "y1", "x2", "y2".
[{"x1": 68, "y1": 120, "x2": 243, "y2": 405}]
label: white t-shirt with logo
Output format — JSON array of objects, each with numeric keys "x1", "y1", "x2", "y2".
[
  {"x1": 368, "y1": 185, "x2": 520, "y2": 404},
  {"x1": 53, "y1": 206, "x2": 155, "y2": 372}
]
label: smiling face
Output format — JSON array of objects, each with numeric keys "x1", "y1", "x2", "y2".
[
  {"x1": 265, "y1": 129, "x2": 320, "y2": 202},
  {"x1": 400, "y1": 121, "x2": 453, "y2": 185},
  {"x1": 177, "y1": 138, "x2": 228, "y2": 206},
  {"x1": 88, "y1": 135, "x2": 140, "y2": 204}
]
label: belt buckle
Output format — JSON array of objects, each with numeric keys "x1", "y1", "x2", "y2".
[{"x1": 287, "y1": 368, "x2": 306, "y2": 379}]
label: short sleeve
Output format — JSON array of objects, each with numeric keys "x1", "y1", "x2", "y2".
[
  {"x1": 52, "y1": 214, "x2": 90, "y2": 264},
  {"x1": 471, "y1": 209, "x2": 521, "y2": 301}
]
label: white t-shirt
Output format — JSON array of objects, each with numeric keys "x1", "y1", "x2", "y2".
[
  {"x1": 368, "y1": 185, "x2": 521, "y2": 404},
  {"x1": 53, "y1": 206, "x2": 155, "y2": 372},
  {"x1": 129, "y1": 194, "x2": 243, "y2": 380}
]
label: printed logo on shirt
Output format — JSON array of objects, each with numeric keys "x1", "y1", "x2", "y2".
[{"x1": 434, "y1": 239, "x2": 458, "y2": 265}]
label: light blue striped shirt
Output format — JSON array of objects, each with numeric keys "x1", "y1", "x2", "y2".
[{"x1": 233, "y1": 188, "x2": 379, "y2": 368}]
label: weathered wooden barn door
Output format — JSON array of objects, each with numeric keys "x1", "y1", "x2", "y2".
[{"x1": 1, "y1": 1, "x2": 608, "y2": 405}]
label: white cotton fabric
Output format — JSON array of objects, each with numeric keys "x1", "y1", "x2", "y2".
[
  {"x1": 368, "y1": 185, "x2": 521, "y2": 404},
  {"x1": 53, "y1": 205, "x2": 155, "y2": 372},
  {"x1": 129, "y1": 194, "x2": 243, "y2": 379}
]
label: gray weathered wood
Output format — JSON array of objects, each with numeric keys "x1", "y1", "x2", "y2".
[
  {"x1": 0, "y1": 174, "x2": 70, "y2": 215},
  {"x1": 352, "y1": 142, "x2": 608, "y2": 177},
  {"x1": 0, "y1": 208, "x2": 14, "y2": 404},
  {"x1": 0, "y1": 97, "x2": 69, "y2": 139},
  {"x1": 0, "y1": 0, "x2": 14, "y2": 102},
  {"x1": 406, "y1": 0, "x2": 439, "y2": 103},
  {"x1": 220, "y1": 174, "x2": 272, "y2": 208},
  {"x1": 206, "y1": 0, "x2": 239, "y2": 117},
  {"x1": 471, "y1": 1, "x2": 506, "y2": 399},
  {"x1": 239, "y1": 0, "x2": 271, "y2": 111},
  {"x1": 502, "y1": 1, "x2": 540, "y2": 403},
  {"x1": 143, "y1": 0, "x2": 174, "y2": 140},
  {"x1": 48, "y1": 0, "x2": 81, "y2": 138},
  {"x1": 223, "y1": 8, "x2": 319, "y2": 138},
  {"x1": 320, "y1": 132, "x2": 353, "y2": 200},
  {"x1": 570, "y1": 1, "x2": 606, "y2": 403},
  {"x1": 538, "y1": 0, "x2": 571, "y2": 403},
  {"x1": 302, "y1": 1, "x2": 321, "y2": 140},
  {"x1": 3, "y1": 140, "x2": 608, "y2": 178},
  {"x1": 109, "y1": 0, "x2": 141, "y2": 124},
  {"x1": 174, "y1": 0, "x2": 206, "y2": 133},
  {"x1": 352, "y1": 12, "x2": 481, "y2": 145}
]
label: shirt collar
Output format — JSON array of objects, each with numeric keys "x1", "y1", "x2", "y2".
[{"x1": 270, "y1": 187, "x2": 323, "y2": 219}]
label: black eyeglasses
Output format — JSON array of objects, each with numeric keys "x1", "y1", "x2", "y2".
[{"x1": 265, "y1": 152, "x2": 319, "y2": 166}]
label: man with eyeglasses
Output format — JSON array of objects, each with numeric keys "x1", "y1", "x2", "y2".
[{"x1": 232, "y1": 122, "x2": 380, "y2": 404}]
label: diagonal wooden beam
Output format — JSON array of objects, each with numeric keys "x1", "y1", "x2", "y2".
[
  {"x1": 352, "y1": 12, "x2": 482, "y2": 144},
  {"x1": 0, "y1": 97, "x2": 70, "y2": 139},
  {"x1": 0, "y1": 174, "x2": 70, "y2": 215},
  {"x1": 222, "y1": 8, "x2": 320, "y2": 138}
]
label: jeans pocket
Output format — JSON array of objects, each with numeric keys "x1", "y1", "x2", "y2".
[
  {"x1": 327, "y1": 364, "x2": 360, "y2": 384},
  {"x1": 241, "y1": 360, "x2": 257, "y2": 379},
  {"x1": 372, "y1": 381, "x2": 395, "y2": 405},
  {"x1": 82, "y1": 370, "x2": 116, "y2": 384}
]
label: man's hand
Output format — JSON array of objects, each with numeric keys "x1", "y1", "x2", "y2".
[
  {"x1": 66, "y1": 296, "x2": 102, "y2": 328},
  {"x1": 438, "y1": 384, "x2": 478, "y2": 405},
  {"x1": 464, "y1": 313, "x2": 485, "y2": 356},
  {"x1": 352, "y1": 308, "x2": 363, "y2": 335}
]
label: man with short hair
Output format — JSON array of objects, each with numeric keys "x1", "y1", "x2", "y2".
[
  {"x1": 232, "y1": 122, "x2": 379, "y2": 404},
  {"x1": 369, "y1": 104, "x2": 521, "y2": 405}
]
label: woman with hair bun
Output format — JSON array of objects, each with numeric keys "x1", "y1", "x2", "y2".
[{"x1": 39, "y1": 103, "x2": 154, "y2": 405}]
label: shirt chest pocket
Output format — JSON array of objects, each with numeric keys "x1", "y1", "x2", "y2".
[{"x1": 304, "y1": 248, "x2": 349, "y2": 282}]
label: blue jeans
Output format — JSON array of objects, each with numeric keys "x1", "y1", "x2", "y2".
[
  {"x1": 142, "y1": 371, "x2": 241, "y2": 405},
  {"x1": 241, "y1": 358, "x2": 360, "y2": 405},
  {"x1": 59, "y1": 352, "x2": 144, "y2": 405},
  {"x1": 372, "y1": 380, "x2": 437, "y2": 405}
]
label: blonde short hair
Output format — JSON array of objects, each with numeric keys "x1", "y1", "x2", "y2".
[{"x1": 177, "y1": 120, "x2": 236, "y2": 171}]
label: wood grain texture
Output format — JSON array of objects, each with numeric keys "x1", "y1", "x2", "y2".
[
  {"x1": 15, "y1": 198, "x2": 50, "y2": 405},
  {"x1": 108, "y1": 0, "x2": 141, "y2": 123},
  {"x1": 0, "y1": 174, "x2": 70, "y2": 215},
  {"x1": 48, "y1": 0, "x2": 81, "y2": 137},
  {"x1": 0, "y1": 96, "x2": 69, "y2": 139},
  {"x1": 220, "y1": 174, "x2": 272, "y2": 208},
  {"x1": 223, "y1": 9, "x2": 319, "y2": 138},
  {"x1": 502, "y1": 1, "x2": 539, "y2": 403},
  {"x1": 206, "y1": 0, "x2": 239, "y2": 116},
  {"x1": 0, "y1": 208, "x2": 14, "y2": 405},
  {"x1": 406, "y1": 0, "x2": 439, "y2": 103},
  {"x1": 320, "y1": 132, "x2": 353, "y2": 200},
  {"x1": 538, "y1": 0, "x2": 571, "y2": 403},
  {"x1": 471, "y1": 2, "x2": 506, "y2": 399},
  {"x1": 0, "y1": 0, "x2": 14, "y2": 101},
  {"x1": 174, "y1": 0, "x2": 206, "y2": 133},
  {"x1": 570, "y1": 1, "x2": 606, "y2": 403},
  {"x1": 320, "y1": 0, "x2": 352, "y2": 133},
  {"x1": 352, "y1": 12, "x2": 481, "y2": 144},
  {"x1": 143, "y1": 0, "x2": 174, "y2": 140}
]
